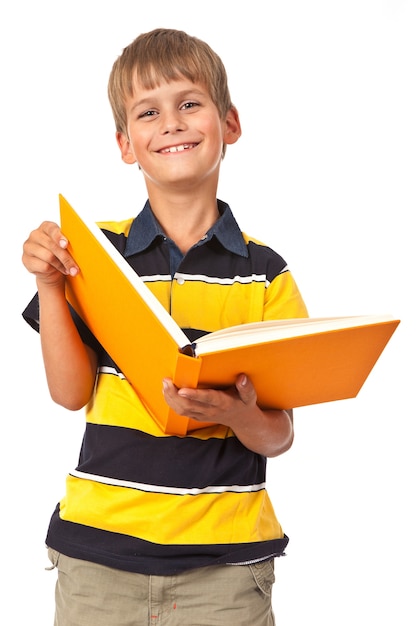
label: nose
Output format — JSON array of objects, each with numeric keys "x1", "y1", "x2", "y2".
[{"x1": 160, "y1": 109, "x2": 186, "y2": 134}]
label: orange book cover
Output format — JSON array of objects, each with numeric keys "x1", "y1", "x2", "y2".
[{"x1": 59, "y1": 194, "x2": 400, "y2": 435}]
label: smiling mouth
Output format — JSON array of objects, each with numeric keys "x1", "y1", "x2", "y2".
[{"x1": 159, "y1": 143, "x2": 197, "y2": 154}]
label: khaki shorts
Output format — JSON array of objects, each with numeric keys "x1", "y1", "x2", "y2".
[{"x1": 47, "y1": 548, "x2": 275, "y2": 626}]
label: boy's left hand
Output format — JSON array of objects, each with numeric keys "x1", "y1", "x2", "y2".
[
  {"x1": 162, "y1": 373, "x2": 256, "y2": 425},
  {"x1": 162, "y1": 374, "x2": 294, "y2": 457}
]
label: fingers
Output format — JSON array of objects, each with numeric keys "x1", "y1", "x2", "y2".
[
  {"x1": 235, "y1": 374, "x2": 257, "y2": 406},
  {"x1": 162, "y1": 374, "x2": 258, "y2": 422},
  {"x1": 162, "y1": 378, "x2": 220, "y2": 421},
  {"x1": 22, "y1": 221, "x2": 79, "y2": 281}
]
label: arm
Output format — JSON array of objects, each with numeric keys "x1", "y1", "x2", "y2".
[
  {"x1": 22, "y1": 221, "x2": 97, "y2": 410},
  {"x1": 162, "y1": 374, "x2": 294, "y2": 457}
]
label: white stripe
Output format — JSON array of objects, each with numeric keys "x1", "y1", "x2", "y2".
[
  {"x1": 173, "y1": 272, "x2": 267, "y2": 285},
  {"x1": 69, "y1": 469, "x2": 266, "y2": 496},
  {"x1": 141, "y1": 274, "x2": 172, "y2": 283},
  {"x1": 141, "y1": 273, "x2": 268, "y2": 286},
  {"x1": 140, "y1": 268, "x2": 288, "y2": 287},
  {"x1": 98, "y1": 366, "x2": 126, "y2": 379},
  {"x1": 122, "y1": 265, "x2": 288, "y2": 287}
]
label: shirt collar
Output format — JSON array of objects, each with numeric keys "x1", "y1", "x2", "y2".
[{"x1": 125, "y1": 199, "x2": 248, "y2": 258}]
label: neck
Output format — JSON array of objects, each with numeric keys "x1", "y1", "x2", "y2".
[
  {"x1": 160, "y1": 205, "x2": 220, "y2": 254},
  {"x1": 147, "y1": 190, "x2": 220, "y2": 254}
]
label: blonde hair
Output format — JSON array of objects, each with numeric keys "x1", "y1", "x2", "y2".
[{"x1": 108, "y1": 28, "x2": 233, "y2": 137}]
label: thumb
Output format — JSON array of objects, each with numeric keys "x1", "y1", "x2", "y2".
[{"x1": 235, "y1": 374, "x2": 257, "y2": 406}]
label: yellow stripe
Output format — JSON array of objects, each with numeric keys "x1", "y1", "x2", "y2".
[
  {"x1": 265, "y1": 272, "x2": 309, "y2": 319},
  {"x1": 147, "y1": 276, "x2": 262, "y2": 327},
  {"x1": 146, "y1": 273, "x2": 307, "y2": 331},
  {"x1": 87, "y1": 374, "x2": 232, "y2": 440},
  {"x1": 60, "y1": 475, "x2": 282, "y2": 545},
  {"x1": 96, "y1": 218, "x2": 134, "y2": 237},
  {"x1": 87, "y1": 374, "x2": 165, "y2": 435}
]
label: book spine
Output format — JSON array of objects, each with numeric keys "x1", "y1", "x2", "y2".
[{"x1": 165, "y1": 353, "x2": 215, "y2": 434}]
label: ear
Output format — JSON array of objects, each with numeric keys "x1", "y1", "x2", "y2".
[
  {"x1": 223, "y1": 106, "x2": 242, "y2": 145},
  {"x1": 116, "y1": 132, "x2": 137, "y2": 164}
]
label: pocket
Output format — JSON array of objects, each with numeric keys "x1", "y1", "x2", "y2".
[
  {"x1": 46, "y1": 546, "x2": 60, "y2": 570},
  {"x1": 249, "y1": 559, "x2": 275, "y2": 596}
]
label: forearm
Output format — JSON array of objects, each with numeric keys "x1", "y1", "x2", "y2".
[
  {"x1": 37, "y1": 281, "x2": 97, "y2": 410},
  {"x1": 228, "y1": 406, "x2": 294, "y2": 457},
  {"x1": 163, "y1": 374, "x2": 294, "y2": 457}
]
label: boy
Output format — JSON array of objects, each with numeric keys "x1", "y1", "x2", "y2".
[{"x1": 22, "y1": 28, "x2": 308, "y2": 626}]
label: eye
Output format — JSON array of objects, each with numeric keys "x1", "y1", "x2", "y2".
[
  {"x1": 138, "y1": 109, "x2": 158, "y2": 120},
  {"x1": 181, "y1": 101, "x2": 200, "y2": 111}
]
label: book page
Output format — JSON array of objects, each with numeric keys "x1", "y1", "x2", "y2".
[{"x1": 194, "y1": 314, "x2": 396, "y2": 356}]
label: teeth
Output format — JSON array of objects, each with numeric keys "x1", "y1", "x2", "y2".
[{"x1": 162, "y1": 144, "x2": 192, "y2": 153}]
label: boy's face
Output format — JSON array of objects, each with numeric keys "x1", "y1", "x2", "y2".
[{"x1": 116, "y1": 77, "x2": 241, "y2": 193}]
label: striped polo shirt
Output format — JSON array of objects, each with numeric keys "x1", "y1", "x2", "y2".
[{"x1": 23, "y1": 199, "x2": 308, "y2": 575}]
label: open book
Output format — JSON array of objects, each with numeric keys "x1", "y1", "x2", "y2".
[{"x1": 59, "y1": 194, "x2": 400, "y2": 435}]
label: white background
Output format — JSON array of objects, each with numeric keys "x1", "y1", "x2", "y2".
[{"x1": 1, "y1": 1, "x2": 416, "y2": 624}]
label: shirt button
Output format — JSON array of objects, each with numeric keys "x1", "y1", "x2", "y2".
[{"x1": 177, "y1": 277, "x2": 185, "y2": 285}]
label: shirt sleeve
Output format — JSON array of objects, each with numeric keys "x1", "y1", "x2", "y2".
[{"x1": 264, "y1": 270, "x2": 309, "y2": 321}]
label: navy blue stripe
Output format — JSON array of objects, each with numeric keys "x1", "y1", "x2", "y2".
[
  {"x1": 46, "y1": 507, "x2": 288, "y2": 575},
  {"x1": 77, "y1": 423, "x2": 266, "y2": 489},
  {"x1": 102, "y1": 228, "x2": 287, "y2": 284}
]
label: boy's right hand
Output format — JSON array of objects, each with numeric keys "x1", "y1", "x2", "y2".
[{"x1": 22, "y1": 221, "x2": 79, "y2": 287}]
